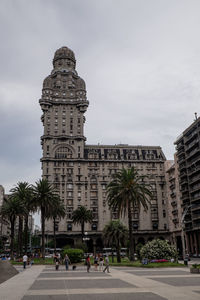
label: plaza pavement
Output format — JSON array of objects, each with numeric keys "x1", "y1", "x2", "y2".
[{"x1": 0, "y1": 264, "x2": 200, "y2": 300}]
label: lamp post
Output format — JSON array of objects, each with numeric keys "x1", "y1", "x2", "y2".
[{"x1": 82, "y1": 232, "x2": 90, "y2": 242}]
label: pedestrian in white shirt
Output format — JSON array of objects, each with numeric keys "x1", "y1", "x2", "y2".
[{"x1": 23, "y1": 254, "x2": 28, "y2": 269}]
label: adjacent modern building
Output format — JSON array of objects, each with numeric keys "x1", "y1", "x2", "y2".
[
  {"x1": 40, "y1": 46, "x2": 170, "y2": 251},
  {"x1": 175, "y1": 116, "x2": 200, "y2": 255}
]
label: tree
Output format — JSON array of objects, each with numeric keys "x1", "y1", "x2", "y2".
[
  {"x1": 10, "y1": 182, "x2": 34, "y2": 254},
  {"x1": 1, "y1": 197, "x2": 24, "y2": 259},
  {"x1": 106, "y1": 167, "x2": 152, "y2": 261},
  {"x1": 103, "y1": 220, "x2": 128, "y2": 263},
  {"x1": 48, "y1": 199, "x2": 65, "y2": 253},
  {"x1": 140, "y1": 239, "x2": 178, "y2": 260},
  {"x1": 72, "y1": 206, "x2": 93, "y2": 240},
  {"x1": 32, "y1": 179, "x2": 61, "y2": 259}
]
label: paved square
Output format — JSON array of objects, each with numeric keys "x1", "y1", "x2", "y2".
[{"x1": 2, "y1": 265, "x2": 200, "y2": 299}]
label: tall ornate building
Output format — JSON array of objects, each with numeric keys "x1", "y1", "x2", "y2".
[{"x1": 40, "y1": 46, "x2": 169, "y2": 251}]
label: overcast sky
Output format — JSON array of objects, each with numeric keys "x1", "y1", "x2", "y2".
[{"x1": 1, "y1": 1, "x2": 200, "y2": 203}]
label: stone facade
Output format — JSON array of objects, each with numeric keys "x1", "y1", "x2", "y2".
[
  {"x1": 165, "y1": 157, "x2": 182, "y2": 253},
  {"x1": 40, "y1": 47, "x2": 169, "y2": 250}
]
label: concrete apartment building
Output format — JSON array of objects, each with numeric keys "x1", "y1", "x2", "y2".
[
  {"x1": 175, "y1": 116, "x2": 200, "y2": 256},
  {"x1": 165, "y1": 158, "x2": 182, "y2": 254},
  {"x1": 40, "y1": 46, "x2": 170, "y2": 251}
]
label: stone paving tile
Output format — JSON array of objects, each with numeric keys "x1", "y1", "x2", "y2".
[
  {"x1": 22, "y1": 292, "x2": 167, "y2": 300},
  {"x1": 149, "y1": 276, "x2": 200, "y2": 286},
  {"x1": 30, "y1": 279, "x2": 66, "y2": 290},
  {"x1": 125, "y1": 270, "x2": 189, "y2": 276},
  {"x1": 66, "y1": 279, "x2": 136, "y2": 289},
  {"x1": 38, "y1": 272, "x2": 110, "y2": 278}
]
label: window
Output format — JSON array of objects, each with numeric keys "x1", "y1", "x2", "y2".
[
  {"x1": 67, "y1": 224, "x2": 72, "y2": 231},
  {"x1": 163, "y1": 210, "x2": 166, "y2": 218},
  {"x1": 91, "y1": 224, "x2": 97, "y2": 231},
  {"x1": 67, "y1": 184, "x2": 73, "y2": 189},
  {"x1": 91, "y1": 184, "x2": 97, "y2": 190},
  {"x1": 67, "y1": 191, "x2": 73, "y2": 197},
  {"x1": 90, "y1": 191, "x2": 97, "y2": 197},
  {"x1": 67, "y1": 200, "x2": 73, "y2": 206}
]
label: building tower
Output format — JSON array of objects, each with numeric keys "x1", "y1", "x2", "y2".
[{"x1": 40, "y1": 46, "x2": 169, "y2": 251}]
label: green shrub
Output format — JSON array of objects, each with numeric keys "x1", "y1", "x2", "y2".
[
  {"x1": 140, "y1": 239, "x2": 178, "y2": 260},
  {"x1": 62, "y1": 248, "x2": 84, "y2": 263},
  {"x1": 75, "y1": 242, "x2": 88, "y2": 253}
]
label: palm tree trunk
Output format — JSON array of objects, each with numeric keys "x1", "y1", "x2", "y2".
[
  {"x1": 117, "y1": 237, "x2": 121, "y2": 263},
  {"x1": 128, "y1": 202, "x2": 134, "y2": 261},
  {"x1": 10, "y1": 216, "x2": 15, "y2": 260},
  {"x1": 53, "y1": 217, "x2": 56, "y2": 253},
  {"x1": 24, "y1": 214, "x2": 29, "y2": 253},
  {"x1": 81, "y1": 222, "x2": 84, "y2": 241},
  {"x1": 18, "y1": 216, "x2": 23, "y2": 257},
  {"x1": 41, "y1": 207, "x2": 45, "y2": 259}
]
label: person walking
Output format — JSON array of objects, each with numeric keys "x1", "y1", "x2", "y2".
[
  {"x1": 86, "y1": 255, "x2": 91, "y2": 273},
  {"x1": 64, "y1": 254, "x2": 70, "y2": 270},
  {"x1": 103, "y1": 255, "x2": 110, "y2": 273},
  {"x1": 99, "y1": 255, "x2": 104, "y2": 271},
  {"x1": 23, "y1": 253, "x2": 28, "y2": 269},
  {"x1": 94, "y1": 255, "x2": 98, "y2": 271},
  {"x1": 55, "y1": 255, "x2": 60, "y2": 271}
]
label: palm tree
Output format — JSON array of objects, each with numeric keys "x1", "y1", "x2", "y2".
[
  {"x1": 72, "y1": 206, "x2": 93, "y2": 240},
  {"x1": 106, "y1": 167, "x2": 152, "y2": 261},
  {"x1": 1, "y1": 197, "x2": 24, "y2": 259},
  {"x1": 32, "y1": 178, "x2": 61, "y2": 259},
  {"x1": 10, "y1": 182, "x2": 34, "y2": 254},
  {"x1": 47, "y1": 199, "x2": 65, "y2": 253},
  {"x1": 103, "y1": 220, "x2": 128, "y2": 263}
]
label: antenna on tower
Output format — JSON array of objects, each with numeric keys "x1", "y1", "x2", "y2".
[{"x1": 194, "y1": 112, "x2": 198, "y2": 121}]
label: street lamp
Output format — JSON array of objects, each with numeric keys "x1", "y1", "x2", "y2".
[{"x1": 82, "y1": 232, "x2": 90, "y2": 241}]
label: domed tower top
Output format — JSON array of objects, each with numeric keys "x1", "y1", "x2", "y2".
[{"x1": 53, "y1": 46, "x2": 76, "y2": 71}]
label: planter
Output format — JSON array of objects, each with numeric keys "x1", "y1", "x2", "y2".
[{"x1": 190, "y1": 268, "x2": 200, "y2": 274}]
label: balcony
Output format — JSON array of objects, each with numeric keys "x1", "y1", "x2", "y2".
[
  {"x1": 171, "y1": 201, "x2": 177, "y2": 207},
  {"x1": 185, "y1": 139, "x2": 199, "y2": 151},
  {"x1": 172, "y1": 209, "x2": 178, "y2": 215},
  {"x1": 192, "y1": 213, "x2": 200, "y2": 220},
  {"x1": 188, "y1": 165, "x2": 200, "y2": 176},
  {"x1": 185, "y1": 130, "x2": 198, "y2": 143},
  {"x1": 178, "y1": 156, "x2": 186, "y2": 164},
  {"x1": 170, "y1": 192, "x2": 176, "y2": 198},
  {"x1": 186, "y1": 147, "x2": 200, "y2": 160}
]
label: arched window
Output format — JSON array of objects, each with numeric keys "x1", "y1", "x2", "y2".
[{"x1": 55, "y1": 147, "x2": 73, "y2": 159}]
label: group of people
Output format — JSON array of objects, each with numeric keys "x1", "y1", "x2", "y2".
[
  {"x1": 54, "y1": 253, "x2": 70, "y2": 271},
  {"x1": 86, "y1": 254, "x2": 110, "y2": 273}
]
